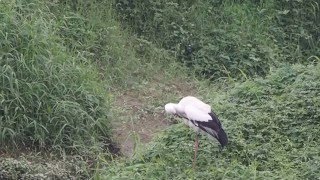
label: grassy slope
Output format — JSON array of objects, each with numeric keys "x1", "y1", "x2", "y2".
[
  {"x1": 101, "y1": 1, "x2": 320, "y2": 179},
  {"x1": 0, "y1": 1, "x2": 115, "y2": 178},
  {"x1": 0, "y1": 0, "x2": 192, "y2": 179},
  {"x1": 101, "y1": 63, "x2": 320, "y2": 179},
  {"x1": 0, "y1": 1, "x2": 114, "y2": 153},
  {"x1": 115, "y1": 0, "x2": 319, "y2": 79},
  {"x1": 1, "y1": 0, "x2": 319, "y2": 179}
]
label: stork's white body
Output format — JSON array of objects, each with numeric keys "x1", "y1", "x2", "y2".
[
  {"x1": 165, "y1": 96, "x2": 228, "y2": 168},
  {"x1": 177, "y1": 96, "x2": 210, "y2": 133},
  {"x1": 165, "y1": 96, "x2": 228, "y2": 147}
]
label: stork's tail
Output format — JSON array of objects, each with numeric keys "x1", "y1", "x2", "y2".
[{"x1": 217, "y1": 128, "x2": 228, "y2": 148}]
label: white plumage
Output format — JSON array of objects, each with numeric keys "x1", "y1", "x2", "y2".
[{"x1": 165, "y1": 96, "x2": 228, "y2": 168}]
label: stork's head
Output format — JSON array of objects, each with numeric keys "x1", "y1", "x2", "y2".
[{"x1": 164, "y1": 103, "x2": 177, "y2": 115}]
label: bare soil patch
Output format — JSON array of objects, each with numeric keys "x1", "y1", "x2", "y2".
[{"x1": 111, "y1": 76, "x2": 198, "y2": 157}]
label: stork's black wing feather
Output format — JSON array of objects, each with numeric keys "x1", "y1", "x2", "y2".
[
  {"x1": 208, "y1": 111, "x2": 221, "y2": 126},
  {"x1": 183, "y1": 106, "x2": 228, "y2": 147},
  {"x1": 196, "y1": 111, "x2": 221, "y2": 133},
  {"x1": 196, "y1": 111, "x2": 228, "y2": 147}
]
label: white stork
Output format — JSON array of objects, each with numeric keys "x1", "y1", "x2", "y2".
[{"x1": 165, "y1": 96, "x2": 228, "y2": 168}]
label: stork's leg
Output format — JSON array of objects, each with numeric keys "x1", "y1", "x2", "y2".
[{"x1": 192, "y1": 134, "x2": 199, "y2": 169}]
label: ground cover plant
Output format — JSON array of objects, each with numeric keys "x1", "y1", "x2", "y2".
[
  {"x1": 101, "y1": 63, "x2": 320, "y2": 179},
  {"x1": 0, "y1": 0, "x2": 182, "y2": 178},
  {"x1": 0, "y1": 0, "x2": 319, "y2": 179},
  {"x1": 116, "y1": 0, "x2": 319, "y2": 79}
]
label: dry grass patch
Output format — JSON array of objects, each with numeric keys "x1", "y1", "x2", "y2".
[{"x1": 111, "y1": 73, "x2": 199, "y2": 156}]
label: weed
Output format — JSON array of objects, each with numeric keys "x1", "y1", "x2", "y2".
[
  {"x1": 101, "y1": 63, "x2": 320, "y2": 179},
  {"x1": 0, "y1": 1, "x2": 111, "y2": 154}
]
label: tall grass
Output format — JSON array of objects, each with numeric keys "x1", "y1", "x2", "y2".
[
  {"x1": 0, "y1": 0, "x2": 180, "y2": 155},
  {"x1": 50, "y1": 0, "x2": 176, "y2": 89},
  {"x1": 0, "y1": 1, "x2": 112, "y2": 154},
  {"x1": 0, "y1": 0, "x2": 184, "y2": 178}
]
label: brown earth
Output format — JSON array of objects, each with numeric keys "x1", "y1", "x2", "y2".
[{"x1": 111, "y1": 77, "x2": 198, "y2": 157}]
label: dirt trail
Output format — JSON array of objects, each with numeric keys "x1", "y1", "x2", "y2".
[{"x1": 112, "y1": 78, "x2": 197, "y2": 157}]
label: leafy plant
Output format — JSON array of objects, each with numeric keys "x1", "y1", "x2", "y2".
[
  {"x1": 115, "y1": 0, "x2": 319, "y2": 80},
  {"x1": 101, "y1": 63, "x2": 320, "y2": 179}
]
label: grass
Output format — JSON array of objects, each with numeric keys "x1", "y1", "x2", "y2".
[
  {"x1": 0, "y1": 0, "x2": 188, "y2": 178},
  {"x1": 99, "y1": 63, "x2": 320, "y2": 179},
  {"x1": 0, "y1": 1, "x2": 113, "y2": 155},
  {"x1": 116, "y1": 0, "x2": 319, "y2": 79},
  {"x1": 1, "y1": 0, "x2": 319, "y2": 179},
  {"x1": 0, "y1": 153, "x2": 90, "y2": 179}
]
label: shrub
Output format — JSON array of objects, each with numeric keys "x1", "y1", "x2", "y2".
[
  {"x1": 274, "y1": 0, "x2": 320, "y2": 62},
  {"x1": 115, "y1": 0, "x2": 319, "y2": 79}
]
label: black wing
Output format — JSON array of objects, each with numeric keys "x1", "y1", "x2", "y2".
[{"x1": 196, "y1": 111, "x2": 228, "y2": 147}]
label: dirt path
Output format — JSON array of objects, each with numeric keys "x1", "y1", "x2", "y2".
[{"x1": 111, "y1": 77, "x2": 197, "y2": 157}]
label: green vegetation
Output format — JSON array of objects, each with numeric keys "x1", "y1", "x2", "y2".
[
  {"x1": 0, "y1": 0, "x2": 319, "y2": 179},
  {"x1": 0, "y1": 155, "x2": 88, "y2": 179},
  {"x1": 116, "y1": 0, "x2": 319, "y2": 79},
  {"x1": 102, "y1": 63, "x2": 320, "y2": 179},
  {"x1": 0, "y1": 1, "x2": 112, "y2": 154}
]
